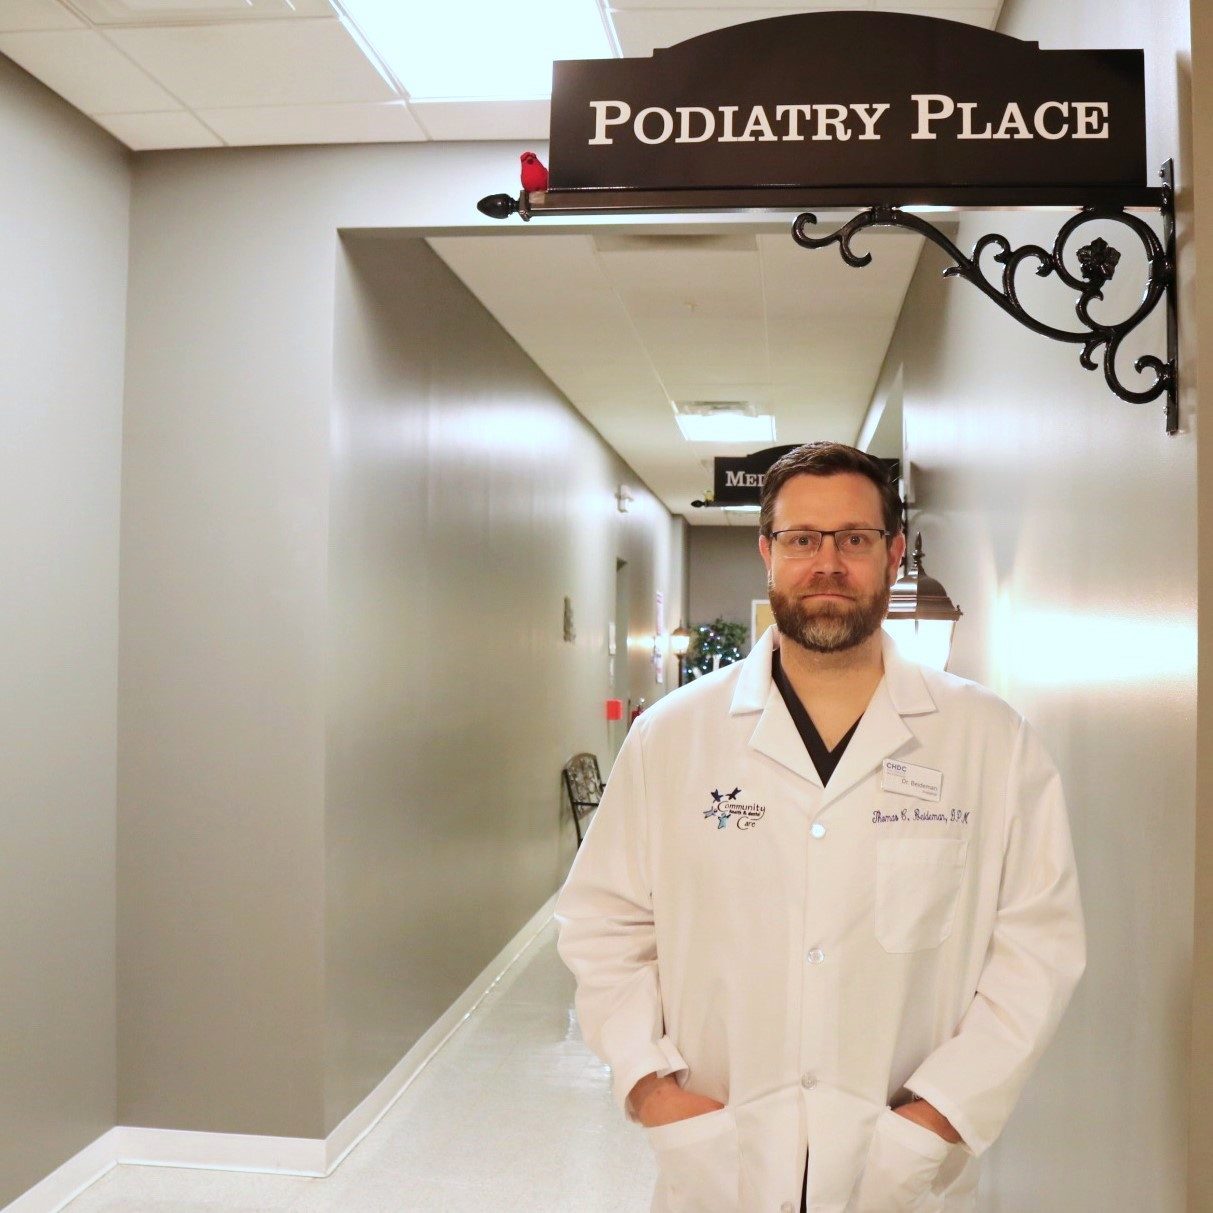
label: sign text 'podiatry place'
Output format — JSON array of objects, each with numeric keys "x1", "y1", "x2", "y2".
[{"x1": 587, "y1": 96, "x2": 1112, "y2": 148}]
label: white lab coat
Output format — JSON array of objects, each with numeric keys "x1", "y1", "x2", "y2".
[{"x1": 554, "y1": 627, "x2": 1085, "y2": 1213}]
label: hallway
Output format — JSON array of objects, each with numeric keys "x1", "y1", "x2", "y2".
[{"x1": 62, "y1": 921, "x2": 655, "y2": 1212}]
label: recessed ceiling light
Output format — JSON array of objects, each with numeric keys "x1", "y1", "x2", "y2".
[
  {"x1": 673, "y1": 401, "x2": 776, "y2": 444},
  {"x1": 675, "y1": 413, "x2": 776, "y2": 443},
  {"x1": 334, "y1": 0, "x2": 613, "y2": 100}
]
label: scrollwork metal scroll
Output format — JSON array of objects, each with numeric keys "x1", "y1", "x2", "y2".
[{"x1": 791, "y1": 163, "x2": 1178, "y2": 433}]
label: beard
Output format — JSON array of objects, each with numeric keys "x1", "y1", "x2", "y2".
[{"x1": 768, "y1": 575, "x2": 891, "y2": 654}]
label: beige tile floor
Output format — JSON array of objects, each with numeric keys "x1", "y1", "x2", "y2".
[{"x1": 63, "y1": 919, "x2": 657, "y2": 1212}]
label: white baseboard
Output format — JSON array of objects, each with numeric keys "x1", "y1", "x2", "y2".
[
  {"x1": 1, "y1": 1132, "x2": 119, "y2": 1213},
  {"x1": 2, "y1": 895, "x2": 559, "y2": 1213},
  {"x1": 113, "y1": 1126, "x2": 327, "y2": 1176}
]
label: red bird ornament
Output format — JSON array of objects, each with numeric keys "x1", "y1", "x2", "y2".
[{"x1": 520, "y1": 151, "x2": 549, "y2": 193}]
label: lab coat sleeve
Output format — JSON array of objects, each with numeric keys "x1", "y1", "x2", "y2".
[
  {"x1": 553, "y1": 722, "x2": 688, "y2": 1121},
  {"x1": 903, "y1": 715, "x2": 1086, "y2": 1157}
]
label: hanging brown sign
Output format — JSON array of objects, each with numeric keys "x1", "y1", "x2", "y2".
[{"x1": 547, "y1": 12, "x2": 1146, "y2": 198}]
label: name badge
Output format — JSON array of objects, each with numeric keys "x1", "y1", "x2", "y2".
[{"x1": 882, "y1": 759, "x2": 943, "y2": 802}]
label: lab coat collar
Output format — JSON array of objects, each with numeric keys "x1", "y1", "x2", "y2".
[{"x1": 731, "y1": 627, "x2": 938, "y2": 803}]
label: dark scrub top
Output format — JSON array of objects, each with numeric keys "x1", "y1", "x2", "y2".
[
  {"x1": 771, "y1": 648, "x2": 863, "y2": 785},
  {"x1": 771, "y1": 647, "x2": 864, "y2": 1213}
]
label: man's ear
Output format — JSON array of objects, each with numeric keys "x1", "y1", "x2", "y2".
[
  {"x1": 758, "y1": 533, "x2": 773, "y2": 576},
  {"x1": 888, "y1": 531, "x2": 907, "y2": 584}
]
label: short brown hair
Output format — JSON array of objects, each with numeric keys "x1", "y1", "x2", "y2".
[{"x1": 759, "y1": 442, "x2": 902, "y2": 538}]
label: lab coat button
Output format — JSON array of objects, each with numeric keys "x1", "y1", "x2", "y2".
[
  {"x1": 806, "y1": 948, "x2": 825, "y2": 964},
  {"x1": 810, "y1": 822, "x2": 826, "y2": 838},
  {"x1": 800, "y1": 1073, "x2": 817, "y2": 1089},
  {"x1": 782, "y1": 1203, "x2": 795, "y2": 1213}
]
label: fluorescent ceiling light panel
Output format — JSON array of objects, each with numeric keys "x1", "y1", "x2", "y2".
[
  {"x1": 675, "y1": 413, "x2": 776, "y2": 443},
  {"x1": 336, "y1": 0, "x2": 612, "y2": 100}
]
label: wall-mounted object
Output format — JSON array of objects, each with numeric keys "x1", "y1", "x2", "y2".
[
  {"x1": 563, "y1": 596, "x2": 576, "y2": 643},
  {"x1": 478, "y1": 10, "x2": 1178, "y2": 434},
  {"x1": 605, "y1": 698, "x2": 625, "y2": 721},
  {"x1": 884, "y1": 534, "x2": 963, "y2": 672},
  {"x1": 616, "y1": 485, "x2": 634, "y2": 513},
  {"x1": 791, "y1": 169, "x2": 1176, "y2": 433},
  {"x1": 671, "y1": 624, "x2": 691, "y2": 686}
]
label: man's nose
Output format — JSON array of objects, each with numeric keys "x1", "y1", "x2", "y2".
[{"x1": 807, "y1": 534, "x2": 847, "y2": 572}]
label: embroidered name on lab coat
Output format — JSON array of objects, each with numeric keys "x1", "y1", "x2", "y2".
[
  {"x1": 872, "y1": 807, "x2": 971, "y2": 825},
  {"x1": 704, "y1": 787, "x2": 767, "y2": 830}
]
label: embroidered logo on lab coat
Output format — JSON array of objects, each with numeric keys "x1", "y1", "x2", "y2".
[{"x1": 704, "y1": 787, "x2": 766, "y2": 830}]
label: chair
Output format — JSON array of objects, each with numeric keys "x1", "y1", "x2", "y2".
[{"x1": 562, "y1": 752, "x2": 604, "y2": 847}]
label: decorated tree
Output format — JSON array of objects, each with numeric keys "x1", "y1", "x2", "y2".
[{"x1": 687, "y1": 618, "x2": 748, "y2": 678}]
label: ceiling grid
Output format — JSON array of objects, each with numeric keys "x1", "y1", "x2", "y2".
[{"x1": 0, "y1": 0, "x2": 1002, "y2": 149}]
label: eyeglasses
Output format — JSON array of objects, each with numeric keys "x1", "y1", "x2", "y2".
[{"x1": 769, "y1": 528, "x2": 890, "y2": 558}]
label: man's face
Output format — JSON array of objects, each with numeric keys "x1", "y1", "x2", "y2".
[{"x1": 758, "y1": 472, "x2": 905, "y2": 654}]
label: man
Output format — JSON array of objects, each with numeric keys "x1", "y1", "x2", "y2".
[{"x1": 555, "y1": 442, "x2": 1085, "y2": 1212}]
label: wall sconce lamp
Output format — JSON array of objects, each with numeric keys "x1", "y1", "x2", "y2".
[
  {"x1": 670, "y1": 625, "x2": 692, "y2": 685},
  {"x1": 883, "y1": 534, "x2": 963, "y2": 672}
]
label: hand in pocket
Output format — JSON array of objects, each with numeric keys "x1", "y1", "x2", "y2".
[
  {"x1": 850, "y1": 1107, "x2": 951, "y2": 1212},
  {"x1": 634, "y1": 1074, "x2": 726, "y2": 1127}
]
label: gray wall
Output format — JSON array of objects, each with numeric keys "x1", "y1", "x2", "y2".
[
  {"x1": 0, "y1": 57, "x2": 128, "y2": 1205},
  {"x1": 326, "y1": 235, "x2": 684, "y2": 1130},
  {"x1": 1192, "y1": 5, "x2": 1213, "y2": 1207},
  {"x1": 117, "y1": 143, "x2": 684, "y2": 1140},
  {"x1": 879, "y1": 1, "x2": 1195, "y2": 1207},
  {"x1": 686, "y1": 526, "x2": 766, "y2": 651}
]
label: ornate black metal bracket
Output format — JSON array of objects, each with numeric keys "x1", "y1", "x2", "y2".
[{"x1": 791, "y1": 161, "x2": 1178, "y2": 434}]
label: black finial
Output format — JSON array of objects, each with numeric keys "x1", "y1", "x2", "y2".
[{"x1": 477, "y1": 193, "x2": 519, "y2": 220}]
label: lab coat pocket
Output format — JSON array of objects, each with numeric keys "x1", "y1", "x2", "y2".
[
  {"x1": 875, "y1": 837, "x2": 968, "y2": 952},
  {"x1": 645, "y1": 1105, "x2": 739, "y2": 1213},
  {"x1": 849, "y1": 1107, "x2": 951, "y2": 1212}
]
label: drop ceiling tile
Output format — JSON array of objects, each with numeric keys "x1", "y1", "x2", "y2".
[
  {"x1": 0, "y1": 28, "x2": 177, "y2": 111},
  {"x1": 198, "y1": 100, "x2": 424, "y2": 145},
  {"x1": 0, "y1": 0, "x2": 86, "y2": 31},
  {"x1": 612, "y1": 8, "x2": 788, "y2": 56},
  {"x1": 69, "y1": 0, "x2": 333, "y2": 22},
  {"x1": 895, "y1": 0, "x2": 998, "y2": 9},
  {"x1": 409, "y1": 99, "x2": 550, "y2": 142},
  {"x1": 428, "y1": 226, "x2": 910, "y2": 521},
  {"x1": 897, "y1": 7, "x2": 995, "y2": 25},
  {"x1": 105, "y1": 16, "x2": 395, "y2": 109},
  {"x1": 93, "y1": 107, "x2": 221, "y2": 147}
]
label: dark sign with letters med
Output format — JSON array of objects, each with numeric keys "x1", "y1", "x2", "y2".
[{"x1": 713, "y1": 447, "x2": 797, "y2": 506}]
